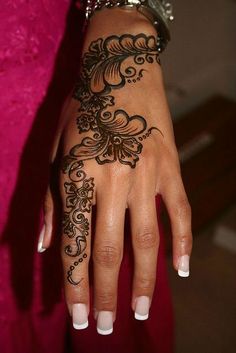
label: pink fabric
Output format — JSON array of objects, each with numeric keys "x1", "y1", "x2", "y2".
[{"x1": 0, "y1": 1, "x2": 173, "y2": 352}]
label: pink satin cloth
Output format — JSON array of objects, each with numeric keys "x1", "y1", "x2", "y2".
[{"x1": 0, "y1": 1, "x2": 173, "y2": 352}]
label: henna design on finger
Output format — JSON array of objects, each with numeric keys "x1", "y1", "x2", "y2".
[
  {"x1": 62, "y1": 34, "x2": 163, "y2": 285},
  {"x1": 62, "y1": 160, "x2": 94, "y2": 285}
]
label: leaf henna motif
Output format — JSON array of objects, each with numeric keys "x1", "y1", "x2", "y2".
[
  {"x1": 83, "y1": 34, "x2": 160, "y2": 94},
  {"x1": 70, "y1": 34, "x2": 161, "y2": 169}
]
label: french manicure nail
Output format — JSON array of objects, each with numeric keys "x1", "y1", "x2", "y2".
[
  {"x1": 134, "y1": 296, "x2": 150, "y2": 320},
  {"x1": 37, "y1": 225, "x2": 46, "y2": 253},
  {"x1": 72, "y1": 304, "x2": 89, "y2": 330},
  {"x1": 178, "y1": 255, "x2": 190, "y2": 277},
  {"x1": 97, "y1": 311, "x2": 113, "y2": 335}
]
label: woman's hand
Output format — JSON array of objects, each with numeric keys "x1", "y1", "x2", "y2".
[{"x1": 39, "y1": 8, "x2": 192, "y2": 334}]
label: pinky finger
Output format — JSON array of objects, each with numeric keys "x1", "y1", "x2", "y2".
[{"x1": 161, "y1": 174, "x2": 193, "y2": 277}]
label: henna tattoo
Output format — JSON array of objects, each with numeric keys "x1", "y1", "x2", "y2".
[
  {"x1": 70, "y1": 34, "x2": 161, "y2": 168},
  {"x1": 62, "y1": 34, "x2": 162, "y2": 285},
  {"x1": 73, "y1": 34, "x2": 160, "y2": 99},
  {"x1": 62, "y1": 161, "x2": 94, "y2": 285}
]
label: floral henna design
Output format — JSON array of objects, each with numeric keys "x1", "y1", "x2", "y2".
[
  {"x1": 62, "y1": 160, "x2": 94, "y2": 285},
  {"x1": 70, "y1": 34, "x2": 162, "y2": 169},
  {"x1": 62, "y1": 34, "x2": 163, "y2": 285},
  {"x1": 73, "y1": 34, "x2": 160, "y2": 100}
]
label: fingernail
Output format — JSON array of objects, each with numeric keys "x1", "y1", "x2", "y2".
[
  {"x1": 178, "y1": 255, "x2": 190, "y2": 277},
  {"x1": 97, "y1": 311, "x2": 113, "y2": 335},
  {"x1": 134, "y1": 296, "x2": 150, "y2": 320},
  {"x1": 37, "y1": 225, "x2": 46, "y2": 253},
  {"x1": 72, "y1": 304, "x2": 89, "y2": 330}
]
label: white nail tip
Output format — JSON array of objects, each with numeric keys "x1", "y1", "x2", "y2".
[
  {"x1": 134, "y1": 296, "x2": 150, "y2": 321},
  {"x1": 97, "y1": 327, "x2": 113, "y2": 335},
  {"x1": 37, "y1": 243, "x2": 46, "y2": 253},
  {"x1": 134, "y1": 312, "x2": 149, "y2": 321},
  {"x1": 37, "y1": 225, "x2": 46, "y2": 253},
  {"x1": 178, "y1": 269, "x2": 190, "y2": 277},
  {"x1": 73, "y1": 321, "x2": 89, "y2": 330}
]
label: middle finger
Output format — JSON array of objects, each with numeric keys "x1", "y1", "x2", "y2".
[{"x1": 93, "y1": 175, "x2": 128, "y2": 335}]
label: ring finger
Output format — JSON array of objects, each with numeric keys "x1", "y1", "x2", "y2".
[{"x1": 129, "y1": 181, "x2": 159, "y2": 320}]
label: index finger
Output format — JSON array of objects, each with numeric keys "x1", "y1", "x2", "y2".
[{"x1": 60, "y1": 158, "x2": 96, "y2": 329}]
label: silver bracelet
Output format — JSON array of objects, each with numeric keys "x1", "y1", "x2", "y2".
[{"x1": 83, "y1": 0, "x2": 174, "y2": 52}]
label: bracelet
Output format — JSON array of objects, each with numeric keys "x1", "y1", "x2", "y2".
[{"x1": 83, "y1": 0, "x2": 174, "y2": 52}]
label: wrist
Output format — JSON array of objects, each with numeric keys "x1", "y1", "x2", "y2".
[
  {"x1": 83, "y1": 7, "x2": 157, "y2": 49},
  {"x1": 83, "y1": 0, "x2": 173, "y2": 52}
]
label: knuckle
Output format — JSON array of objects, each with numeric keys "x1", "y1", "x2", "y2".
[
  {"x1": 176, "y1": 232, "x2": 193, "y2": 254},
  {"x1": 138, "y1": 148, "x2": 153, "y2": 164},
  {"x1": 137, "y1": 276, "x2": 155, "y2": 292},
  {"x1": 175, "y1": 196, "x2": 191, "y2": 219},
  {"x1": 135, "y1": 231, "x2": 157, "y2": 249},
  {"x1": 93, "y1": 243, "x2": 122, "y2": 268},
  {"x1": 96, "y1": 291, "x2": 115, "y2": 308},
  {"x1": 107, "y1": 163, "x2": 131, "y2": 180},
  {"x1": 178, "y1": 233, "x2": 191, "y2": 246},
  {"x1": 44, "y1": 196, "x2": 52, "y2": 214},
  {"x1": 61, "y1": 241, "x2": 79, "y2": 258}
]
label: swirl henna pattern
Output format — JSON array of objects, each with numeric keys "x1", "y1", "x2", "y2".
[
  {"x1": 61, "y1": 34, "x2": 162, "y2": 285},
  {"x1": 62, "y1": 160, "x2": 94, "y2": 285}
]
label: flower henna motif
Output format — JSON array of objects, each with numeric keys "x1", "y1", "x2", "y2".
[
  {"x1": 70, "y1": 34, "x2": 161, "y2": 169},
  {"x1": 65, "y1": 179, "x2": 94, "y2": 212},
  {"x1": 62, "y1": 34, "x2": 162, "y2": 285},
  {"x1": 77, "y1": 114, "x2": 97, "y2": 133},
  {"x1": 71, "y1": 109, "x2": 147, "y2": 167}
]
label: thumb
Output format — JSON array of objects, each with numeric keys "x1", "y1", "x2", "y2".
[{"x1": 38, "y1": 186, "x2": 54, "y2": 252}]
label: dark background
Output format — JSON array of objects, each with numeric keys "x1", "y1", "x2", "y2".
[{"x1": 161, "y1": 1, "x2": 236, "y2": 352}]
